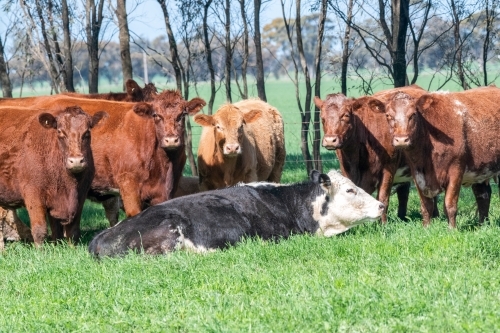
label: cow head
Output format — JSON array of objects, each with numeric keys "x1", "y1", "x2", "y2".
[
  {"x1": 385, "y1": 91, "x2": 420, "y2": 148},
  {"x1": 147, "y1": 90, "x2": 206, "y2": 150},
  {"x1": 125, "y1": 79, "x2": 159, "y2": 102},
  {"x1": 39, "y1": 106, "x2": 107, "y2": 174},
  {"x1": 314, "y1": 93, "x2": 352, "y2": 149},
  {"x1": 310, "y1": 169, "x2": 384, "y2": 236},
  {"x1": 194, "y1": 104, "x2": 262, "y2": 157}
]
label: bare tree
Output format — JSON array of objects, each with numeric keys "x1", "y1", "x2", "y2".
[
  {"x1": 254, "y1": 0, "x2": 267, "y2": 101},
  {"x1": 481, "y1": 0, "x2": 499, "y2": 85},
  {"x1": 157, "y1": 0, "x2": 182, "y2": 91},
  {"x1": 86, "y1": 0, "x2": 105, "y2": 93},
  {"x1": 223, "y1": 0, "x2": 232, "y2": 102},
  {"x1": 202, "y1": 0, "x2": 216, "y2": 114},
  {"x1": 115, "y1": 0, "x2": 133, "y2": 89},
  {"x1": 0, "y1": 30, "x2": 13, "y2": 97},
  {"x1": 237, "y1": 0, "x2": 249, "y2": 99}
]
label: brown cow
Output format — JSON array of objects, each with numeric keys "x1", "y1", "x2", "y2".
[
  {"x1": 0, "y1": 106, "x2": 106, "y2": 248},
  {"x1": 61, "y1": 79, "x2": 158, "y2": 102},
  {"x1": 384, "y1": 85, "x2": 500, "y2": 227},
  {"x1": 314, "y1": 85, "x2": 431, "y2": 223},
  {"x1": 194, "y1": 99, "x2": 285, "y2": 191},
  {"x1": 0, "y1": 91, "x2": 206, "y2": 225}
]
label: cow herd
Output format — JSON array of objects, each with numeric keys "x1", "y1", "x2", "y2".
[{"x1": 0, "y1": 79, "x2": 498, "y2": 255}]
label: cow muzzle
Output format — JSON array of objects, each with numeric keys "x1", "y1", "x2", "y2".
[
  {"x1": 162, "y1": 136, "x2": 181, "y2": 150},
  {"x1": 223, "y1": 143, "x2": 241, "y2": 156},
  {"x1": 322, "y1": 135, "x2": 343, "y2": 150},
  {"x1": 393, "y1": 135, "x2": 410, "y2": 148},
  {"x1": 66, "y1": 156, "x2": 87, "y2": 173}
]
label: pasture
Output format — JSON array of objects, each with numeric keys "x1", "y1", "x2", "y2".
[{"x1": 2, "y1": 78, "x2": 500, "y2": 331}]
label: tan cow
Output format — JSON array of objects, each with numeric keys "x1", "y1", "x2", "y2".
[{"x1": 194, "y1": 99, "x2": 285, "y2": 191}]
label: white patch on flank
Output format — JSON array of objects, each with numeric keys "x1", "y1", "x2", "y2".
[
  {"x1": 462, "y1": 169, "x2": 498, "y2": 187},
  {"x1": 312, "y1": 170, "x2": 384, "y2": 237},
  {"x1": 173, "y1": 226, "x2": 215, "y2": 254},
  {"x1": 394, "y1": 166, "x2": 412, "y2": 183},
  {"x1": 453, "y1": 99, "x2": 467, "y2": 116},
  {"x1": 414, "y1": 172, "x2": 440, "y2": 198},
  {"x1": 244, "y1": 181, "x2": 284, "y2": 188}
]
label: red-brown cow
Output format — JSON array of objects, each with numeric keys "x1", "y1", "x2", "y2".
[
  {"x1": 314, "y1": 85, "x2": 430, "y2": 223},
  {"x1": 194, "y1": 99, "x2": 285, "y2": 191},
  {"x1": 0, "y1": 91, "x2": 206, "y2": 226},
  {"x1": 384, "y1": 85, "x2": 500, "y2": 227},
  {"x1": 62, "y1": 79, "x2": 158, "y2": 102},
  {"x1": 0, "y1": 106, "x2": 106, "y2": 248}
]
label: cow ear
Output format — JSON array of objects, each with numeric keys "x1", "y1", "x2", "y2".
[
  {"x1": 39, "y1": 113, "x2": 57, "y2": 129},
  {"x1": 417, "y1": 94, "x2": 434, "y2": 113},
  {"x1": 133, "y1": 103, "x2": 154, "y2": 117},
  {"x1": 90, "y1": 111, "x2": 108, "y2": 128},
  {"x1": 126, "y1": 79, "x2": 141, "y2": 95},
  {"x1": 367, "y1": 98, "x2": 385, "y2": 113},
  {"x1": 193, "y1": 114, "x2": 214, "y2": 127},
  {"x1": 243, "y1": 110, "x2": 262, "y2": 123},
  {"x1": 185, "y1": 98, "x2": 207, "y2": 115},
  {"x1": 313, "y1": 96, "x2": 324, "y2": 109}
]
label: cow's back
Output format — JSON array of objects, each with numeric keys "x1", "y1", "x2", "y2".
[{"x1": 233, "y1": 99, "x2": 286, "y2": 182}]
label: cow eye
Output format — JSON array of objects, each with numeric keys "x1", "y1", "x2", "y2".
[{"x1": 346, "y1": 188, "x2": 356, "y2": 194}]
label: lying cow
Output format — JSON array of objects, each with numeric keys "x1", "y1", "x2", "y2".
[
  {"x1": 0, "y1": 106, "x2": 107, "y2": 248},
  {"x1": 384, "y1": 85, "x2": 500, "y2": 227},
  {"x1": 194, "y1": 99, "x2": 286, "y2": 191},
  {"x1": 88, "y1": 170, "x2": 385, "y2": 257}
]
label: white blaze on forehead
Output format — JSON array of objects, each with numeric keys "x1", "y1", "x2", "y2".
[{"x1": 312, "y1": 170, "x2": 383, "y2": 237}]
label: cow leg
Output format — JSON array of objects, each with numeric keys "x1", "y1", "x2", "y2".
[
  {"x1": 471, "y1": 181, "x2": 491, "y2": 225},
  {"x1": 102, "y1": 197, "x2": 120, "y2": 227},
  {"x1": 443, "y1": 182, "x2": 462, "y2": 229},
  {"x1": 377, "y1": 170, "x2": 395, "y2": 224},
  {"x1": 24, "y1": 198, "x2": 48, "y2": 246},
  {"x1": 0, "y1": 209, "x2": 5, "y2": 250},
  {"x1": 48, "y1": 215, "x2": 64, "y2": 242},
  {"x1": 118, "y1": 180, "x2": 142, "y2": 217},
  {"x1": 395, "y1": 182, "x2": 410, "y2": 221},
  {"x1": 63, "y1": 201, "x2": 84, "y2": 244},
  {"x1": 432, "y1": 196, "x2": 440, "y2": 218},
  {"x1": 415, "y1": 187, "x2": 435, "y2": 227}
]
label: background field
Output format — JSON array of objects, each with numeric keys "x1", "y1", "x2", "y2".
[{"x1": 2, "y1": 78, "x2": 500, "y2": 331}]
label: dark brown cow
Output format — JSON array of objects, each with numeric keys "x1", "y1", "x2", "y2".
[
  {"x1": 384, "y1": 85, "x2": 500, "y2": 227},
  {"x1": 314, "y1": 85, "x2": 429, "y2": 223},
  {"x1": 0, "y1": 91, "x2": 206, "y2": 225},
  {"x1": 61, "y1": 79, "x2": 158, "y2": 102},
  {"x1": 0, "y1": 106, "x2": 106, "y2": 248}
]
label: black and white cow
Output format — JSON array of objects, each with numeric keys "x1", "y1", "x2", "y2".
[{"x1": 88, "y1": 170, "x2": 385, "y2": 257}]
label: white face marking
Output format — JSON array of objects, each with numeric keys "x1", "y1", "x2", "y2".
[
  {"x1": 312, "y1": 170, "x2": 383, "y2": 237},
  {"x1": 394, "y1": 166, "x2": 412, "y2": 183}
]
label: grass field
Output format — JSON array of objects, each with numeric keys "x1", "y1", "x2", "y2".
[{"x1": 2, "y1": 78, "x2": 500, "y2": 331}]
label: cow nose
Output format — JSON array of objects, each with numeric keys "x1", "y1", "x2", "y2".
[
  {"x1": 67, "y1": 156, "x2": 86, "y2": 173},
  {"x1": 224, "y1": 144, "x2": 241, "y2": 155},
  {"x1": 393, "y1": 136, "x2": 410, "y2": 147},
  {"x1": 379, "y1": 203, "x2": 385, "y2": 211},
  {"x1": 163, "y1": 136, "x2": 180, "y2": 149},
  {"x1": 322, "y1": 136, "x2": 340, "y2": 149}
]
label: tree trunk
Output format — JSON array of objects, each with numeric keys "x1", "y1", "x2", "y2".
[
  {"x1": 341, "y1": 0, "x2": 353, "y2": 95},
  {"x1": 116, "y1": 0, "x2": 133, "y2": 90},
  {"x1": 391, "y1": 0, "x2": 409, "y2": 88},
  {"x1": 254, "y1": 0, "x2": 267, "y2": 101},
  {"x1": 47, "y1": 0, "x2": 67, "y2": 92},
  {"x1": 296, "y1": 0, "x2": 313, "y2": 173},
  {"x1": 35, "y1": 0, "x2": 60, "y2": 93},
  {"x1": 238, "y1": 0, "x2": 249, "y2": 99},
  {"x1": 61, "y1": 0, "x2": 75, "y2": 92},
  {"x1": 158, "y1": 0, "x2": 182, "y2": 91},
  {"x1": 86, "y1": 0, "x2": 105, "y2": 93},
  {"x1": 450, "y1": 0, "x2": 468, "y2": 90},
  {"x1": 0, "y1": 36, "x2": 12, "y2": 97},
  {"x1": 224, "y1": 0, "x2": 232, "y2": 102},
  {"x1": 312, "y1": 0, "x2": 327, "y2": 172},
  {"x1": 203, "y1": 0, "x2": 216, "y2": 114}
]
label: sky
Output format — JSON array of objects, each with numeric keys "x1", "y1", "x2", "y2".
[{"x1": 126, "y1": 0, "x2": 287, "y2": 41}]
